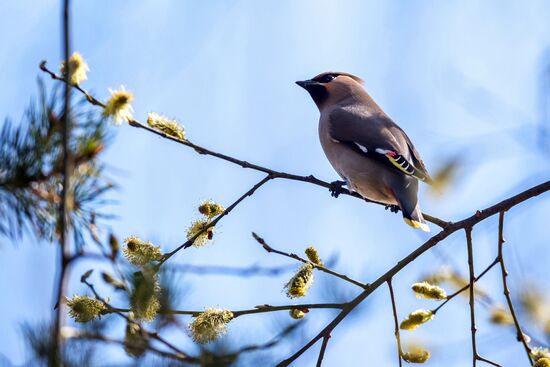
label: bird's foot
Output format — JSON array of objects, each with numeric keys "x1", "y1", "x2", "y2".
[
  {"x1": 385, "y1": 204, "x2": 400, "y2": 213},
  {"x1": 329, "y1": 180, "x2": 347, "y2": 198}
]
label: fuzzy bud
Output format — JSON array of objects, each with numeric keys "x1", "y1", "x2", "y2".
[
  {"x1": 123, "y1": 236, "x2": 163, "y2": 265},
  {"x1": 101, "y1": 272, "x2": 127, "y2": 291},
  {"x1": 284, "y1": 263, "x2": 314, "y2": 299},
  {"x1": 401, "y1": 345, "x2": 430, "y2": 363},
  {"x1": 489, "y1": 306, "x2": 514, "y2": 325},
  {"x1": 305, "y1": 246, "x2": 323, "y2": 266},
  {"x1": 188, "y1": 308, "x2": 234, "y2": 344},
  {"x1": 400, "y1": 309, "x2": 434, "y2": 330},
  {"x1": 130, "y1": 270, "x2": 161, "y2": 322},
  {"x1": 103, "y1": 86, "x2": 134, "y2": 124},
  {"x1": 109, "y1": 233, "x2": 119, "y2": 259},
  {"x1": 66, "y1": 295, "x2": 106, "y2": 323},
  {"x1": 124, "y1": 313, "x2": 149, "y2": 358},
  {"x1": 198, "y1": 200, "x2": 225, "y2": 219},
  {"x1": 60, "y1": 52, "x2": 89, "y2": 85},
  {"x1": 289, "y1": 309, "x2": 307, "y2": 319},
  {"x1": 147, "y1": 112, "x2": 185, "y2": 140},
  {"x1": 532, "y1": 347, "x2": 550, "y2": 361},
  {"x1": 411, "y1": 281, "x2": 447, "y2": 300},
  {"x1": 186, "y1": 218, "x2": 215, "y2": 247}
]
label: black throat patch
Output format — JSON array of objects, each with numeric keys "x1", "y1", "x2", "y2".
[{"x1": 306, "y1": 84, "x2": 328, "y2": 105}]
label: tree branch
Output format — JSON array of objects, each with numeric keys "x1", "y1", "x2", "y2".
[
  {"x1": 465, "y1": 227, "x2": 478, "y2": 366},
  {"x1": 276, "y1": 180, "x2": 550, "y2": 366},
  {"x1": 316, "y1": 334, "x2": 331, "y2": 367},
  {"x1": 109, "y1": 302, "x2": 346, "y2": 318},
  {"x1": 432, "y1": 256, "x2": 500, "y2": 315},
  {"x1": 38, "y1": 61, "x2": 449, "y2": 229},
  {"x1": 387, "y1": 279, "x2": 403, "y2": 367},
  {"x1": 69, "y1": 332, "x2": 194, "y2": 363},
  {"x1": 158, "y1": 174, "x2": 273, "y2": 265},
  {"x1": 81, "y1": 279, "x2": 194, "y2": 361},
  {"x1": 497, "y1": 211, "x2": 533, "y2": 365},
  {"x1": 252, "y1": 232, "x2": 368, "y2": 288}
]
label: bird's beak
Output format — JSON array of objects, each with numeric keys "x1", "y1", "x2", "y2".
[{"x1": 295, "y1": 79, "x2": 319, "y2": 90}]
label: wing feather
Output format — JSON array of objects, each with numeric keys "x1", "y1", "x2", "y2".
[{"x1": 329, "y1": 107, "x2": 432, "y2": 183}]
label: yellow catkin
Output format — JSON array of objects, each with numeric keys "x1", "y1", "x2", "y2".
[
  {"x1": 411, "y1": 281, "x2": 447, "y2": 300},
  {"x1": 289, "y1": 309, "x2": 306, "y2": 319},
  {"x1": 305, "y1": 246, "x2": 323, "y2": 266},
  {"x1": 130, "y1": 270, "x2": 161, "y2": 322},
  {"x1": 188, "y1": 308, "x2": 234, "y2": 344},
  {"x1": 284, "y1": 263, "x2": 314, "y2": 298},
  {"x1": 535, "y1": 358, "x2": 550, "y2": 367},
  {"x1": 60, "y1": 52, "x2": 89, "y2": 85},
  {"x1": 532, "y1": 347, "x2": 550, "y2": 361},
  {"x1": 489, "y1": 307, "x2": 514, "y2": 325},
  {"x1": 401, "y1": 346, "x2": 430, "y2": 363},
  {"x1": 400, "y1": 310, "x2": 434, "y2": 330},
  {"x1": 521, "y1": 288, "x2": 550, "y2": 322},
  {"x1": 123, "y1": 236, "x2": 163, "y2": 265},
  {"x1": 103, "y1": 87, "x2": 134, "y2": 124},
  {"x1": 66, "y1": 295, "x2": 106, "y2": 323},
  {"x1": 197, "y1": 200, "x2": 224, "y2": 218},
  {"x1": 124, "y1": 313, "x2": 148, "y2": 358},
  {"x1": 147, "y1": 112, "x2": 185, "y2": 140},
  {"x1": 186, "y1": 218, "x2": 215, "y2": 247}
]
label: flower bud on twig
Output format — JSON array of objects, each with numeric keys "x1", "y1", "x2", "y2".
[
  {"x1": 188, "y1": 308, "x2": 234, "y2": 344},
  {"x1": 305, "y1": 246, "x2": 323, "y2": 266},
  {"x1": 66, "y1": 295, "x2": 106, "y2": 323},
  {"x1": 285, "y1": 263, "x2": 314, "y2": 299},
  {"x1": 411, "y1": 281, "x2": 447, "y2": 300},
  {"x1": 147, "y1": 112, "x2": 185, "y2": 140},
  {"x1": 400, "y1": 309, "x2": 434, "y2": 330}
]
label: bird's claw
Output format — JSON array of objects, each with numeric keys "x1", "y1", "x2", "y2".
[
  {"x1": 384, "y1": 204, "x2": 400, "y2": 213},
  {"x1": 329, "y1": 180, "x2": 347, "y2": 198}
]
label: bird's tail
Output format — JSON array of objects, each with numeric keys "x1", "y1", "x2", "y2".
[{"x1": 403, "y1": 206, "x2": 430, "y2": 232}]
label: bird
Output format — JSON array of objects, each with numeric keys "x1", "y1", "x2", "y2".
[{"x1": 296, "y1": 72, "x2": 432, "y2": 232}]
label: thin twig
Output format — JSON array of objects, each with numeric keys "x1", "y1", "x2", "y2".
[
  {"x1": 159, "y1": 174, "x2": 273, "y2": 265},
  {"x1": 465, "y1": 228, "x2": 502, "y2": 367},
  {"x1": 477, "y1": 356, "x2": 503, "y2": 367},
  {"x1": 38, "y1": 61, "x2": 449, "y2": 229},
  {"x1": 433, "y1": 257, "x2": 500, "y2": 314},
  {"x1": 277, "y1": 180, "x2": 550, "y2": 366},
  {"x1": 252, "y1": 232, "x2": 367, "y2": 288},
  {"x1": 81, "y1": 279, "x2": 194, "y2": 360},
  {"x1": 387, "y1": 279, "x2": 403, "y2": 367},
  {"x1": 316, "y1": 334, "x2": 331, "y2": 367},
  {"x1": 69, "y1": 332, "x2": 191, "y2": 362},
  {"x1": 465, "y1": 227, "x2": 478, "y2": 367},
  {"x1": 497, "y1": 211, "x2": 533, "y2": 365},
  {"x1": 109, "y1": 302, "x2": 346, "y2": 318}
]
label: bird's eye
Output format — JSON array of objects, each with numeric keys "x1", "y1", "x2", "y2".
[{"x1": 318, "y1": 74, "x2": 336, "y2": 83}]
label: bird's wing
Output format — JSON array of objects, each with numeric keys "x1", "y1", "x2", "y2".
[{"x1": 329, "y1": 107, "x2": 432, "y2": 183}]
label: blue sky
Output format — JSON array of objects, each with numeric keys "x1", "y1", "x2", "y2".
[{"x1": 1, "y1": 1, "x2": 550, "y2": 366}]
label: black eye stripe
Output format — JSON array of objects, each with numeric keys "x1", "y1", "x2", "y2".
[{"x1": 315, "y1": 74, "x2": 337, "y2": 83}]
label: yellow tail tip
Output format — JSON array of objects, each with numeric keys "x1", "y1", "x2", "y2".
[{"x1": 404, "y1": 218, "x2": 431, "y2": 232}]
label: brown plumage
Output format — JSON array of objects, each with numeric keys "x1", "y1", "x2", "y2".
[{"x1": 297, "y1": 72, "x2": 431, "y2": 231}]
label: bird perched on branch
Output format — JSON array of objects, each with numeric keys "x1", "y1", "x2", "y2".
[{"x1": 296, "y1": 72, "x2": 432, "y2": 232}]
